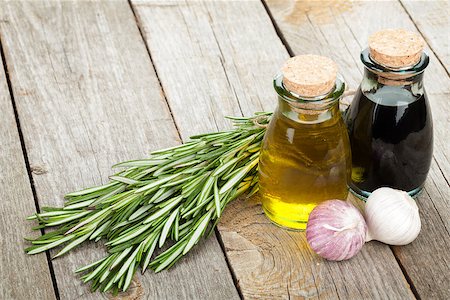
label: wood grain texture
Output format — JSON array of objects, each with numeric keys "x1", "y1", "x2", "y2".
[
  {"x1": 400, "y1": 0, "x2": 450, "y2": 74},
  {"x1": 131, "y1": 0, "x2": 414, "y2": 298},
  {"x1": 264, "y1": 0, "x2": 450, "y2": 298},
  {"x1": 0, "y1": 43, "x2": 56, "y2": 300},
  {"x1": 0, "y1": 1, "x2": 238, "y2": 299}
]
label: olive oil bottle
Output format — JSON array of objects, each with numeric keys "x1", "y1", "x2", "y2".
[{"x1": 259, "y1": 55, "x2": 351, "y2": 230}]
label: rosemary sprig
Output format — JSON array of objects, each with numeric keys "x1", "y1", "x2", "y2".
[{"x1": 26, "y1": 112, "x2": 271, "y2": 293}]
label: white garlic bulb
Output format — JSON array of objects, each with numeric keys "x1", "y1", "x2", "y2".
[{"x1": 365, "y1": 187, "x2": 421, "y2": 245}]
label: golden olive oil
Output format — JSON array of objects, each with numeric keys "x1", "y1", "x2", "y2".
[{"x1": 259, "y1": 102, "x2": 351, "y2": 230}]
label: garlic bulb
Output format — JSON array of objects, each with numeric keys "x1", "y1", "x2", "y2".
[
  {"x1": 365, "y1": 187, "x2": 421, "y2": 245},
  {"x1": 306, "y1": 200, "x2": 367, "y2": 261}
]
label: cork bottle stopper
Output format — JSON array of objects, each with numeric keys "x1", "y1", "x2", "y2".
[
  {"x1": 282, "y1": 55, "x2": 337, "y2": 98},
  {"x1": 369, "y1": 29, "x2": 425, "y2": 69}
]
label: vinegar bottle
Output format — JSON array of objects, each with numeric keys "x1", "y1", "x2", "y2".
[
  {"x1": 345, "y1": 29, "x2": 433, "y2": 199},
  {"x1": 258, "y1": 55, "x2": 351, "y2": 230}
]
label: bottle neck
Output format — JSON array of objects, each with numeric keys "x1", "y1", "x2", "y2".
[
  {"x1": 361, "y1": 48, "x2": 427, "y2": 90},
  {"x1": 277, "y1": 96, "x2": 341, "y2": 124},
  {"x1": 359, "y1": 48, "x2": 428, "y2": 105},
  {"x1": 361, "y1": 67, "x2": 426, "y2": 107},
  {"x1": 273, "y1": 73, "x2": 345, "y2": 124},
  {"x1": 363, "y1": 67, "x2": 425, "y2": 88}
]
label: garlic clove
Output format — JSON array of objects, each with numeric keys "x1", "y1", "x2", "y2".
[{"x1": 365, "y1": 187, "x2": 421, "y2": 246}]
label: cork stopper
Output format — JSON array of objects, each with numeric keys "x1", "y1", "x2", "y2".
[
  {"x1": 282, "y1": 55, "x2": 337, "y2": 98},
  {"x1": 369, "y1": 29, "x2": 425, "y2": 69}
]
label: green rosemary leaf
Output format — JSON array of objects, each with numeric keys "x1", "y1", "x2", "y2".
[
  {"x1": 109, "y1": 246, "x2": 133, "y2": 270},
  {"x1": 88, "y1": 185, "x2": 127, "y2": 208},
  {"x1": 82, "y1": 255, "x2": 115, "y2": 283},
  {"x1": 134, "y1": 174, "x2": 180, "y2": 193},
  {"x1": 63, "y1": 200, "x2": 97, "y2": 210},
  {"x1": 142, "y1": 237, "x2": 158, "y2": 273},
  {"x1": 102, "y1": 275, "x2": 116, "y2": 293},
  {"x1": 128, "y1": 204, "x2": 154, "y2": 221},
  {"x1": 26, "y1": 234, "x2": 75, "y2": 254},
  {"x1": 143, "y1": 195, "x2": 183, "y2": 224},
  {"x1": 118, "y1": 273, "x2": 126, "y2": 291},
  {"x1": 219, "y1": 158, "x2": 258, "y2": 194},
  {"x1": 53, "y1": 232, "x2": 92, "y2": 258},
  {"x1": 211, "y1": 157, "x2": 239, "y2": 177},
  {"x1": 65, "y1": 182, "x2": 117, "y2": 198},
  {"x1": 183, "y1": 210, "x2": 212, "y2": 255},
  {"x1": 44, "y1": 211, "x2": 91, "y2": 227},
  {"x1": 30, "y1": 237, "x2": 63, "y2": 245},
  {"x1": 181, "y1": 195, "x2": 212, "y2": 219},
  {"x1": 27, "y1": 209, "x2": 80, "y2": 220},
  {"x1": 173, "y1": 209, "x2": 180, "y2": 241},
  {"x1": 113, "y1": 246, "x2": 140, "y2": 283},
  {"x1": 150, "y1": 142, "x2": 196, "y2": 155},
  {"x1": 150, "y1": 188, "x2": 175, "y2": 204},
  {"x1": 160, "y1": 174, "x2": 194, "y2": 188},
  {"x1": 75, "y1": 257, "x2": 107, "y2": 273},
  {"x1": 173, "y1": 160, "x2": 201, "y2": 168},
  {"x1": 100, "y1": 190, "x2": 133, "y2": 205},
  {"x1": 153, "y1": 242, "x2": 185, "y2": 273},
  {"x1": 90, "y1": 220, "x2": 113, "y2": 240},
  {"x1": 213, "y1": 178, "x2": 221, "y2": 218},
  {"x1": 181, "y1": 173, "x2": 209, "y2": 196},
  {"x1": 123, "y1": 259, "x2": 136, "y2": 291},
  {"x1": 198, "y1": 176, "x2": 215, "y2": 204},
  {"x1": 113, "y1": 159, "x2": 167, "y2": 168},
  {"x1": 153, "y1": 155, "x2": 196, "y2": 176},
  {"x1": 108, "y1": 193, "x2": 138, "y2": 211},
  {"x1": 159, "y1": 207, "x2": 180, "y2": 247},
  {"x1": 246, "y1": 182, "x2": 259, "y2": 198},
  {"x1": 107, "y1": 223, "x2": 151, "y2": 246},
  {"x1": 99, "y1": 266, "x2": 111, "y2": 283},
  {"x1": 64, "y1": 208, "x2": 112, "y2": 235},
  {"x1": 189, "y1": 130, "x2": 233, "y2": 140}
]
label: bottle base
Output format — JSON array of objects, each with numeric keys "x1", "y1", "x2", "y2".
[
  {"x1": 349, "y1": 185, "x2": 424, "y2": 201},
  {"x1": 262, "y1": 205, "x2": 307, "y2": 231}
]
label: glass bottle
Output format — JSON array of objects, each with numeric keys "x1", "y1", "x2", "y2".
[
  {"x1": 344, "y1": 29, "x2": 433, "y2": 199},
  {"x1": 259, "y1": 55, "x2": 351, "y2": 230}
]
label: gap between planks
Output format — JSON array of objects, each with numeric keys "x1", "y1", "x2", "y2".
[
  {"x1": 128, "y1": 1, "x2": 251, "y2": 297},
  {"x1": 259, "y1": 1, "x2": 421, "y2": 298},
  {"x1": 126, "y1": 0, "x2": 183, "y2": 142},
  {"x1": 261, "y1": 0, "x2": 295, "y2": 57},
  {"x1": 1, "y1": 1, "x2": 240, "y2": 298},
  {"x1": 127, "y1": 0, "x2": 243, "y2": 298},
  {"x1": 0, "y1": 36, "x2": 61, "y2": 300},
  {"x1": 398, "y1": 0, "x2": 450, "y2": 78},
  {"x1": 261, "y1": 1, "x2": 449, "y2": 299},
  {"x1": 129, "y1": 1, "x2": 417, "y2": 299},
  {"x1": 259, "y1": 0, "x2": 419, "y2": 298}
]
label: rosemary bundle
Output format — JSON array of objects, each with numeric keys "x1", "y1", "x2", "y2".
[{"x1": 25, "y1": 112, "x2": 271, "y2": 293}]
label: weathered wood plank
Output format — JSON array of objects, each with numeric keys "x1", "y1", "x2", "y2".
[
  {"x1": 131, "y1": 0, "x2": 415, "y2": 298},
  {"x1": 400, "y1": 0, "x2": 450, "y2": 74},
  {"x1": 264, "y1": 0, "x2": 450, "y2": 298},
  {"x1": 0, "y1": 1, "x2": 239, "y2": 299},
  {"x1": 0, "y1": 44, "x2": 56, "y2": 300}
]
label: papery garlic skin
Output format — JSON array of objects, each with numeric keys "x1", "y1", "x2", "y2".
[
  {"x1": 306, "y1": 200, "x2": 367, "y2": 261},
  {"x1": 365, "y1": 187, "x2": 421, "y2": 245}
]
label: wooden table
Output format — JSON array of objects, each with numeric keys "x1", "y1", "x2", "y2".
[{"x1": 1, "y1": 1, "x2": 448, "y2": 299}]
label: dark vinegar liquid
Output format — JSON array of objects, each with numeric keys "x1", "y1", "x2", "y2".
[{"x1": 345, "y1": 88, "x2": 433, "y2": 197}]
